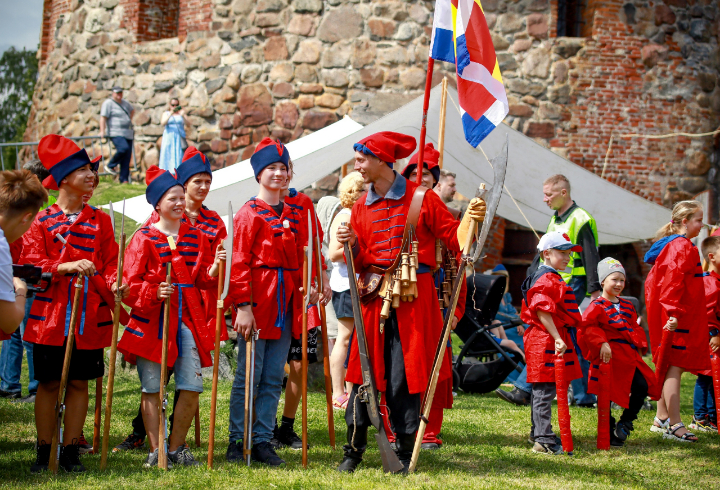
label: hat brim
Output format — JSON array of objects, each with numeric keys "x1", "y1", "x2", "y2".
[{"x1": 553, "y1": 243, "x2": 583, "y2": 252}]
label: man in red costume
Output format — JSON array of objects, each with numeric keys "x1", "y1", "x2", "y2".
[{"x1": 335, "y1": 132, "x2": 485, "y2": 473}]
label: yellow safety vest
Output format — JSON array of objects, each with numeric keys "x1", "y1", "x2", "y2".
[{"x1": 545, "y1": 205, "x2": 598, "y2": 283}]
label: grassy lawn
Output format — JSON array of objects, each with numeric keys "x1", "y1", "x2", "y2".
[{"x1": 0, "y1": 356, "x2": 717, "y2": 489}]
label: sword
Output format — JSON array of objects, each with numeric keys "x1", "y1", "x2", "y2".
[{"x1": 301, "y1": 212, "x2": 313, "y2": 468}]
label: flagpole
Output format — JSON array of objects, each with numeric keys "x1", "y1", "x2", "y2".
[
  {"x1": 416, "y1": 57, "x2": 435, "y2": 185},
  {"x1": 437, "y1": 77, "x2": 448, "y2": 169}
]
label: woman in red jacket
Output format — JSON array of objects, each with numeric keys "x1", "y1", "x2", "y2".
[{"x1": 644, "y1": 200, "x2": 709, "y2": 442}]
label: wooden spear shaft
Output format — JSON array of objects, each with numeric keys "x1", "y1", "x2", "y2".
[
  {"x1": 437, "y1": 77, "x2": 449, "y2": 169},
  {"x1": 207, "y1": 244, "x2": 225, "y2": 469}
]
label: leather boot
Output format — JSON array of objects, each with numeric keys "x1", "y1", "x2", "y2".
[
  {"x1": 395, "y1": 433, "x2": 416, "y2": 474},
  {"x1": 337, "y1": 426, "x2": 367, "y2": 473}
]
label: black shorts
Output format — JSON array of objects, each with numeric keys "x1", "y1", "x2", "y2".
[
  {"x1": 332, "y1": 289, "x2": 353, "y2": 319},
  {"x1": 288, "y1": 327, "x2": 318, "y2": 363},
  {"x1": 33, "y1": 343, "x2": 104, "y2": 383}
]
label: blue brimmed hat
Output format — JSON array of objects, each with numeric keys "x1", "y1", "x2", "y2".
[
  {"x1": 145, "y1": 166, "x2": 183, "y2": 208},
  {"x1": 250, "y1": 137, "x2": 290, "y2": 181},
  {"x1": 38, "y1": 134, "x2": 101, "y2": 190},
  {"x1": 176, "y1": 146, "x2": 212, "y2": 186}
]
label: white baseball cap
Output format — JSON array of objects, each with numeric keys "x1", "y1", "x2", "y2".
[{"x1": 537, "y1": 231, "x2": 583, "y2": 253}]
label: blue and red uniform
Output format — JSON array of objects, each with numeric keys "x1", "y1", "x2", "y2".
[
  {"x1": 117, "y1": 222, "x2": 217, "y2": 368},
  {"x1": 21, "y1": 204, "x2": 120, "y2": 350},
  {"x1": 693, "y1": 271, "x2": 720, "y2": 378}
]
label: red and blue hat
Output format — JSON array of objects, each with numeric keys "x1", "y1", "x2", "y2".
[
  {"x1": 250, "y1": 137, "x2": 290, "y2": 181},
  {"x1": 145, "y1": 165, "x2": 183, "y2": 209},
  {"x1": 353, "y1": 131, "x2": 416, "y2": 167},
  {"x1": 401, "y1": 142, "x2": 441, "y2": 185},
  {"x1": 37, "y1": 134, "x2": 101, "y2": 190},
  {"x1": 176, "y1": 146, "x2": 212, "y2": 186}
]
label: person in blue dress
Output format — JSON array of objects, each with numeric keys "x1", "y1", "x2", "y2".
[{"x1": 159, "y1": 98, "x2": 188, "y2": 172}]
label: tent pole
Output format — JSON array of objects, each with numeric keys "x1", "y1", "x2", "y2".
[
  {"x1": 437, "y1": 77, "x2": 448, "y2": 169},
  {"x1": 416, "y1": 58, "x2": 435, "y2": 185}
]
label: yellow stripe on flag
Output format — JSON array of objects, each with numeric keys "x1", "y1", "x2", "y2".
[{"x1": 492, "y1": 60, "x2": 503, "y2": 83}]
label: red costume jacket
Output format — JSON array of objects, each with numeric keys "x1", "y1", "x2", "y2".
[
  {"x1": 21, "y1": 204, "x2": 119, "y2": 350},
  {"x1": 346, "y1": 174, "x2": 461, "y2": 405},
  {"x1": 695, "y1": 271, "x2": 720, "y2": 377},
  {"x1": 521, "y1": 266, "x2": 583, "y2": 383},
  {"x1": 644, "y1": 236, "x2": 710, "y2": 381},
  {"x1": 224, "y1": 197, "x2": 300, "y2": 340},
  {"x1": 147, "y1": 206, "x2": 228, "y2": 341},
  {"x1": 117, "y1": 223, "x2": 217, "y2": 368},
  {"x1": 579, "y1": 297, "x2": 660, "y2": 408}
]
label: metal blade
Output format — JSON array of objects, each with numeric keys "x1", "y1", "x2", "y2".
[
  {"x1": 120, "y1": 198, "x2": 126, "y2": 236},
  {"x1": 305, "y1": 213, "x2": 313, "y2": 308},
  {"x1": 472, "y1": 134, "x2": 509, "y2": 263},
  {"x1": 221, "y1": 201, "x2": 233, "y2": 300},
  {"x1": 109, "y1": 201, "x2": 115, "y2": 234}
]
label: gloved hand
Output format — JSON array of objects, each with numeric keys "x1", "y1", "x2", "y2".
[{"x1": 457, "y1": 197, "x2": 486, "y2": 248}]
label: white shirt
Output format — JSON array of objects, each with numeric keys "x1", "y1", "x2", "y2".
[
  {"x1": 330, "y1": 209, "x2": 351, "y2": 293},
  {"x1": 0, "y1": 228, "x2": 16, "y2": 303}
]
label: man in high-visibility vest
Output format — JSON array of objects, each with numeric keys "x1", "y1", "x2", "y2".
[{"x1": 496, "y1": 174, "x2": 600, "y2": 409}]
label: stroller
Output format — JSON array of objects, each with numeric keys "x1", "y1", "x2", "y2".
[{"x1": 453, "y1": 273, "x2": 524, "y2": 394}]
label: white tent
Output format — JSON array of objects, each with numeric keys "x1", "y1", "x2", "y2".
[{"x1": 112, "y1": 85, "x2": 669, "y2": 244}]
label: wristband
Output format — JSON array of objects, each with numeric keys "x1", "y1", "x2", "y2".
[{"x1": 710, "y1": 328, "x2": 719, "y2": 337}]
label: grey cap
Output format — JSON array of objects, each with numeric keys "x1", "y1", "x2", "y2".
[
  {"x1": 598, "y1": 257, "x2": 625, "y2": 285},
  {"x1": 112, "y1": 86, "x2": 123, "y2": 93}
]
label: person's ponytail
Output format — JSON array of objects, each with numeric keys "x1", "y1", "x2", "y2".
[{"x1": 654, "y1": 200, "x2": 703, "y2": 240}]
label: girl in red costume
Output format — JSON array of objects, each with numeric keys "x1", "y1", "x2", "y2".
[
  {"x1": 644, "y1": 200, "x2": 709, "y2": 442},
  {"x1": 117, "y1": 167, "x2": 223, "y2": 467}
]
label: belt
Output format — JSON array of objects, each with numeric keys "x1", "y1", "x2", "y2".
[
  {"x1": 65, "y1": 274, "x2": 89, "y2": 336},
  {"x1": 260, "y1": 266, "x2": 299, "y2": 329}
]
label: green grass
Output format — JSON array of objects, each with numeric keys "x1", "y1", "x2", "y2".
[{"x1": 0, "y1": 357, "x2": 717, "y2": 489}]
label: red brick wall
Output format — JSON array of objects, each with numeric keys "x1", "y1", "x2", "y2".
[
  {"x1": 178, "y1": 0, "x2": 212, "y2": 42},
  {"x1": 477, "y1": 216, "x2": 507, "y2": 272},
  {"x1": 121, "y1": 0, "x2": 210, "y2": 43},
  {"x1": 40, "y1": 0, "x2": 69, "y2": 63}
]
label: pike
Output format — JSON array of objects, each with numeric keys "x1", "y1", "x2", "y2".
[
  {"x1": 301, "y1": 213, "x2": 313, "y2": 468},
  {"x1": 100, "y1": 199, "x2": 127, "y2": 469},
  {"x1": 343, "y1": 223, "x2": 404, "y2": 474},
  {"x1": 158, "y1": 236, "x2": 176, "y2": 471},
  {"x1": 409, "y1": 135, "x2": 508, "y2": 473},
  {"x1": 208, "y1": 202, "x2": 233, "y2": 468}
]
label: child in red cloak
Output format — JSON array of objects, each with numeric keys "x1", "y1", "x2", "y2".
[
  {"x1": 521, "y1": 231, "x2": 583, "y2": 455},
  {"x1": 579, "y1": 257, "x2": 660, "y2": 447},
  {"x1": 644, "y1": 200, "x2": 709, "y2": 442}
]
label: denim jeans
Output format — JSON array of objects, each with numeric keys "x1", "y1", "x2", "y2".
[
  {"x1": 567, "y1": 275, "x2": 596, "y2": 406},
  {"x1": 694, "y1": 374, "x2": 716, "y2": 419},
  {"x1": 228, "y1": 314, "x2": 292, "y2": 445},
  {"x1": 109, "y1": 137, "x2": 133, "y2": 183},
  {"x1": 503, "y1": 326, "x2": 525, "y2": 384},
  {"x1": 0, "y1": 297, "x2": 36, "y2": 394},
  {"x1": 513, "y1": 365, "x2": 532, "y2": 394}
]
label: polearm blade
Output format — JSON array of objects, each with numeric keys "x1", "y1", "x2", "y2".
[
  {"x1": 109, "y1": 201, "x2": 115, "y2": 234},
  {"x1": 472, "y1": 134, "x2": 509, "y2": 262},
  {"x1": 305, "y1": 213, "x2": 313, "y2": 308},
  {"x1": 221, "y1": 202, "x2": 233, "y2": 300}
]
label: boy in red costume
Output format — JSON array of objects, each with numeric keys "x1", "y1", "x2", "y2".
[
  {"x1": 334, "y1": 132, "x2": 485, "y2": 473},
  {"x1": 23, "y1": 135, "x2": 127, "y2": 473},
  {"x1": 521, "y1": 231, "x2": 583, "y2": 455},
  {"x1": 644, "y1": 200, "x2": 709, "y2": 442},
  {"x1": 688, "y1": 236, "x2": 720, "y2": 432},
  {"x1": 579, "y1": 258, "x2": 660, "y2": 447},
  {"x1": 117, "y1": 166, "x2": 223, "y2": 468},
  {"x1": 223, "y1": 138, "x2": 300, "y2": 467}
]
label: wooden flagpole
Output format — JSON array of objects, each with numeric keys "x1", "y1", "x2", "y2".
[{"x1": 416, "y1": 58, "x2": 435, "y2": 184}]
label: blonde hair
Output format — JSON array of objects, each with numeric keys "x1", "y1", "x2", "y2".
[
  {"x1": 543, "y1": 174, "x2": 571, "y2": 194},
  {"x1": 655, "y1": 200, "x2": 703, "y2": 240},
  {"x1": 338, "y1": 171, "x2": 365, "y2": 209}
]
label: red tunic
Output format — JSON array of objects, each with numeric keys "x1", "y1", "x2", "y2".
[
  {"x1": 521, "y1": 267, "x2": 583, "y2": 384},
  {"x1": 21, "y1": 204, "x2": 119, "y2": 350},
  {"x1": 147, "y1": 206, "x2": 228, "y2": 341},
  {"x1": 117, "y1": 223, "x2": 217, "y2": 368},
  {"x1": 695, "y1": 271, "x2": 720, "y2": 377},
  {"x1": 346, "y1": 176, "x2": 461, "y2": 403},
  {"x1": 579, "y1": 297, "x2": 660, "y2": 408},
  {"x1": 645, "y1": 236, "x2": 710, "y2": 381},
  {"x1": 223, "y1": 197, "x2": 300, "y2": 340}
]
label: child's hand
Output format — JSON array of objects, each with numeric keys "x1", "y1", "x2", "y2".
[
  {"x1": 58, "y1": 259, "x2": 97, "y2": 277},
  {"x1": 157, "y1": 282, "x2": 174, "y2": 300},
  {"x1": 299, "y1": 284, "x2": 320, "y2": 305},
  {"x1": 234, "y1": 305, "x2": 256, "y2": 340},
  {"x1": 600, "y1": 342, "x2": 612, "y2": 363},
  {"x1": 215, "y1": 246, "x2": 227, "y2": 264},
  {"x1": 554, "y1": 338, "x2": 567, "y2": 356},
  {"x1": 710, "y1": 335, "x2": 720, "y2": 353},
  {"x1": 112, "y1": 282, "x2": 130, "y2": 299},
  {"x1": 664, "y1": 317, "x2": 678, "y2": 331}
]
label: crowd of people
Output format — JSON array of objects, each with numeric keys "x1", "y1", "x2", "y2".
[{"x1": 0, "y1": 126, "x2": 715, "y2": 476}]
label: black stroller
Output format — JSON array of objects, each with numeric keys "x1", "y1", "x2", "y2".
[{"x1": 453, "y1": 273, "x2": 524, "y2": 394}]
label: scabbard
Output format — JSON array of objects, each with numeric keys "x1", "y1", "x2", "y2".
[
  {"x1": 596, "y1": 361, "x2": 611, "y2": 450},
  {"x1": 554, "y1": 357, "x2": 573, "y2": 453},
  {"x1": 711, "y1": 351, "x2": 720, "y2": 428}
]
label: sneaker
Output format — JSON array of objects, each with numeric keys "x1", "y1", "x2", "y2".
[
  {"x1": 113, "y1": 433, "x2": 145, "y2": 452},
  {"x1": 495, "y1": 387, "x2": 531, "y2": 406},
  {"x1": 143, "y1": 448, "x2": 173, "y2": 469},
  {"x1": 105, "y1": 164, "x2": 119, "y2": 176},
  {"x1": 30, "y1": 442, "x2": 51, "y2": 473},
  {"x1": 528, "y1": 433, "x2": 562, "y2": 445},
  {"x1": 420, "y1": 442, "x2": 441, "y2": 450},
  {"x1": 77, "y1": 432, "x2": 92, "y2": 454},
  {"x1": 689, "y1": 415, "x2": 718, "y2": 433},
  {"x1": 226, "y1": 440, "x2": 244, "y2": 463},
  {"x1": 531, "y1": 441, "x2": 563, "y2": 455},
  {"x1": 13, "y1": 393, "x2": 36, "y2": 403},
  {"x1": 59, "y1": 442, "x2": 86, "y2": 473},
  {"x1": 168, "y1": 443, "x2": 200, "y2": 467},
  {"x1": 251, "y1": 441, "x2": 285, "y2": 467},
  {"x1": 0, "y1": 389, "x2": 21, "y2": 399},
  {"x1": 274, "y1": 424, "x2": 306, "y2": 451},
  {"x1": 614, "y1": 420, "x2": 633, "y2": 442},
  {"x1": 610, "y1": 435, "x2": 625, "y2": 447}
]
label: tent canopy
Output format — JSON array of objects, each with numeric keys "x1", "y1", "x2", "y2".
[{"x1": 112, "y1": 86, "x2": 669, "y2": 244}]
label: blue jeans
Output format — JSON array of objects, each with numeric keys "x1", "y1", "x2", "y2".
[
  {"x1": 514, "y1": 365, "x2": 532, "y2": 394},
  {"x1": 694, "y1": 374, "x2": 716, "y2": 420},
  {"x1": 228, "y1": 317, "x2": 292, "y2": 445},
  {"x1": 0, "y1": 297, "x2": 36, "y2": 394},
  {"x1": 567, "y1": 275, "x2": 596, "y2": 405},
  {"x1": 503, "y1": 326, "x2": 525, "y2": 383},
  {"x1": 109, "y1": 137, "x2": 133, "y2": 183}
]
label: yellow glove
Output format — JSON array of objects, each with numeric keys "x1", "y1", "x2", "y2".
[{"x1": 457, "y1": 197, "x2": 486, "y2": 250}]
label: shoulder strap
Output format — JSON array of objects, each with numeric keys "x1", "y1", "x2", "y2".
[{"x1": 112, "y1": 99, "x2": 132, "y2": 118}]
